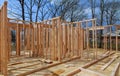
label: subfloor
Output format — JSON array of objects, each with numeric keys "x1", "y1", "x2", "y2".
[
  {"x1": 8, "y1": 49, "x2": 120, "y2": 76},
  {"x1": 74, "y1": 53, "x2": 120, "y2": 76}
]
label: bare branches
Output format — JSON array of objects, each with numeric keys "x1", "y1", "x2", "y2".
[
  {"x1": 18, "y1": 0, "x2": 25, "y2": 20},
  {"x1": 104, "y1": 0, "x2": 120, "y2": 25}
]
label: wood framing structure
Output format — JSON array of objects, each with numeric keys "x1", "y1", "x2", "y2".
[{"x1": 0, "y1": 1, "x2": 120, "y2": 76}]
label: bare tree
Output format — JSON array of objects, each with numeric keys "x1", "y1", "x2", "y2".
[
  {"x1": 99, "y1": 0, "x2": 107, "y2": 26},
  {"x1": 35, "y1": 0, "x2": 49, "y2": 21},
  {"x1": 24, "y1": 0, "x2": 35, "y2": 22},
  {"x1": 47, "y1": 0, "x2": 86, "y2": 22},
  {"x1": 104, "y1": 0, "x2": 120, "y2": 25},
  {"x1": 18, "y1": 0, "x2": 25, "y2": 20},
  {"x1": 64, "y1": 3, "x2": 86, "y2": 22},
  {"x1": 89, "y1": 0, "x2": 96, "y2": 18}
]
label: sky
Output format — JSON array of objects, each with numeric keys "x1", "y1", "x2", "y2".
[
  {"x1": 0, "y1": 0, "x2": 98, "y2": 21},
  {"x1": 0, "y1": 0, "x2": 4, "y2": 6},
  {"x1": 0, "y1": 0, "x2": 91, "y2": 18}
]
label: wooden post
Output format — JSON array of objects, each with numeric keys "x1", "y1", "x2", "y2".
[
  {"x1": 57, "y1": 18, "x2": 62, "y2": 61},
  {"x1": 27, "y1": 24, "x2": 30, "y2": 54},
  {"x1": 7, "y1": 27, "x2": 11, "y2": 61},
  {"x1": 81, "y1": 28, "x2": 84, "y2": 56},
  {"x1": 95, "y1": 20, "x2": 97, "y2": 59},
  {"x1": 104, "y1": 28, "x2": 107, "y2": 51},
  {"x1": 80, "y1": 22, "x2": 84, "y2": 57},
  {"x1": 78, "y1": 22, "x2": 81, "y2": 56},
  {"x1": 46, "y1": 28, "x2": 49, "y2": 59},
  {"x1": 32, "y1": 25, "x2": 35, "y2": 57},
  {"x1": 36, "y1": 23, "x2": 39, "y2": 57},
  {"x1": 38, "y1": 23, "x2": 40, "y2": 57},
  {"x1": 54, "y1": 23, "x2": 57, "y2": 60},
  {"x1": 86, "y1": 21, "x2": 89, "y2": 58},
  {"x1": 65, "y1": 25, "x2": 67, "y2": 58},
  {"x1": 110, "y1": 26, "x2": 112, "y2": 54},
  {"x1": 116, "y1": 27, "x2": 118, "y2": 54},
  {"x1": 16, "y1": 21, "x2": 21, "y2": 56},
  {"x1": 22, "y1": 23, "x2": 26, "y2": 56},
  {"x1": 84, "y1": 30, "x2": 86, "y2": 49},
  {"x1": 28, "y1": 22, "x2": 32, "y2": 57},
  {"x1": 38, "y1": 23, "x2": 43, "y2": 57},
  {"x1": 103, "y1": 29, "x2": 105, "y2": 51},
  {"x1": 0, "y1": 9, "x2": 2, "y2": 72},
  {"x1": 0, "y1": 1, "x2": 8, "y2": 76},
  {"x1": 51, "y1": 19, "x2": 55, "y2": 60},
  {"x1": 71, "y1": 24, "x2": 73, "y2": 57},
  {"x1": 92, "y1": 20, "x2": 95, "y2": 58}
]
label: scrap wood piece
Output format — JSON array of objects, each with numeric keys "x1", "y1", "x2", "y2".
[
  {"x1": 79, "y1": 67, "x2": 106, "y2": 76},
  {"x1": 8, "y1": 62, "x2": 23, "y2": 66},
  {"x1": 101, "y1": 56, "x2": 118, "y2": 70},
  {"x1": 102, "y1": 51, "x2": 110, "y2": 56},
  {"x1": 8, "y1": 62, "x2": 41, "y2": 71},
  {"x1": 52, "y1": 69, "x2": 65, "y2": 75},
  {"x1": 111, "y1": 62, "x2": 120, "y2": 76},
  {"x1": 44, "y1": 60, "x2": 53, "y2": 64},
  {"x1": 40, "y1": 59, "x2": 53, "y2": 64},
  {"x1": 9, "y1": 59, "x2": 42, "y2": 65}
]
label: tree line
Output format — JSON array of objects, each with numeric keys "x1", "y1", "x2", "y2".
[{"x1": 8, "y1": 0, "x2": 120, "y2": 25}]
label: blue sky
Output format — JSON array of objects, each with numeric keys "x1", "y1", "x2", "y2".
[{"x1": 0, "y1": 0, "x2": 4, "y2": 6}]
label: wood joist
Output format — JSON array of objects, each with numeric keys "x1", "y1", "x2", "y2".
[{"x1": 8, "y1": 20, "x2": 52, "y2": 30}]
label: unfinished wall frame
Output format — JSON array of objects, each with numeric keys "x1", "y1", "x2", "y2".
[{"x1": 0, "y1": 1, "x2": 120, "y2": 76}]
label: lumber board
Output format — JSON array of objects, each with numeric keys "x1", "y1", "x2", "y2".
[
  {"x1": 101, "y1": 56, "x2": 118, "y2": 70},
  {"x1": 111, "y1": 62, "x2": 120, "y2": 76},
  {"x1": 0, "y1": 6, "x2": 1, "y2": 73},
  {"x1": 8, "y1": 59, "x2": 41, "y2": 66},
  {"x1": 58, "y1": 18, "x2": 62, "y2": 61},
  {"x1": 16, "y1": 56, "x2": 81, "y2": 76},
  {"x1": 89, "y1": 26, "x2": 104, "y2": 30},
  {"x1": 16, "y1": 22, "x2": 21, "y2": 56},
  {"x1": 0, "y1": 1, "x2": 8, "y2": 76},
  {"x1": 9, "y1": 62, "x2": 41, "y2": 71},
  {"x1": 79, "y1": 67, "x2": 106, "y2": 76},
  {"x1": 66, "y1": 52, "x2": 115, "y2": 76}
]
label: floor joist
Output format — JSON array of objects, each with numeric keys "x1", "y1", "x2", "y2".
[{"x1": 66, "y1": 52, "x2": 115, "y2": 76}]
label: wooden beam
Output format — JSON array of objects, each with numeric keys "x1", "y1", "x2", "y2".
[
  {"x1": 95, "y1": 20, "x2": 97, "y2": 59},
  {"x1": 58, "y1": 18, "x2": 62, "y2": 61},
  {"x1": 116, "y1": 27, "x2": 118, "y2": 54},
  {"x1": 66, "y1": 52, "x2": 115, "y2": 76},
  {"x1": 16, "y1": 21, "x2": 21, "y2": 56},
  {"x1": 111, "y1": 62, "x2": 120, "y2": 76},
  {"x1": 8, "y1": 22, "x2": 33, "y2": 28},
  {"x1": 79, "y1": 67, "x2": 106, "y2": 76},
  {"x1": 81, "y1": 28, "x2": 84, "y2": 57},
  {"x1": 16, "y1": 56, "x2": 81, "y2": 76},
  {"x1": 101, "y1": 56, "x2": 118, "y2": 70},
  {"x1": 51, "y1": 19, "x2": 57, "y2": 60},
  {"x1": 0, "y1": 1, "x2": 8, "y2": 76},
  {"x1": 89, "y1": 26, "x2": 104, "y2": 30},
  {"x1": 9, "y1": 62, "x2": 41, "y2": 71},
  {"x1": 0, "y1": 5, "x2": 1, "y2": 73}
]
